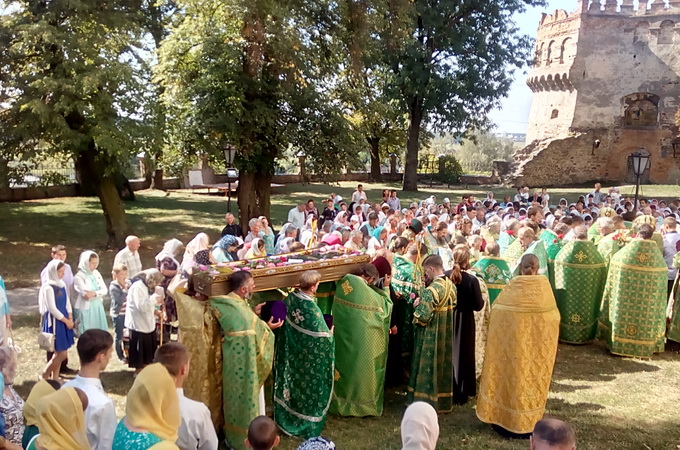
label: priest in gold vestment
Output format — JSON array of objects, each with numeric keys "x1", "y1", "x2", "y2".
[{"x1": 476, "y1": 254, "x2": 560, "y2": 436}]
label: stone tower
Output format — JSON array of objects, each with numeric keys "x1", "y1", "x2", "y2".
[{"x1": 509, "y1": 0, "x2": 680, "y2": 186}]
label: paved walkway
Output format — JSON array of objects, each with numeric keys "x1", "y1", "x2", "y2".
[{"x1": 6, "y1": 287, "x2": 41, "y2": 315}]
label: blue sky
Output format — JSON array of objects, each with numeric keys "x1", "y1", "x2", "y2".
[{"x1": 490, "y1": 0, "x2": 577, "y2": 133}]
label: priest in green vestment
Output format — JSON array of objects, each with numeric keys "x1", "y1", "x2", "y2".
[
  {"x1": 209, "y1": 271, "x2": 282, "y2": 449},
  {"x1": 274, "y1": 271, "x2": 334, "y2": 439},
  {"x1": 471, "y1": 243, "x2": 511, "y2": 304},
  {"x1": 513, "y1": 227, "x2": 548, "y2": 277},
  {"x1": 315, "y1": 281, "x2": 336, "y2": 315},
  {"x1": 331, "y1": 264, "x2": 392, "y2": 417},
  {"x1": 554, "y1": 227, "x2": 607, "y2": 344},
  {"x1": 392, "y1": 247, "x2": 421, "y2": 369},
  {"x1": 407, "y1": 254, "x2": 456, "y2": 412},
  {"x1": 599, "y1": 224, "x2": 667, "y2": 358}
]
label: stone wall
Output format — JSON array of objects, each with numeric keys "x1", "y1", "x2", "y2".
[{"x1": 511, "y1": 0, "x2": 680, "y2": 186}]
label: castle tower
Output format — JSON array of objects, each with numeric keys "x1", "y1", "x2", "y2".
[{"x1": 512, "y1": 0, "x2": 680, "y2": 186}]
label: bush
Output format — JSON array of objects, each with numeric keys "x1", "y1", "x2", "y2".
[{"x1": 436, "y1": 155, "x2": 463, "y2": 186}]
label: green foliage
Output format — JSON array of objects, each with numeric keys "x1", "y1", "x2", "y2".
[
  {"x1": 157, "y1": 0, "x2": 361, "y2": 185},
  {"x1": 37, "y1": 171, "x2": 71, "y2": 187},
  {"x1": 455, "y1": 131, "x2": 516, "y2": 172},
  {"x1": 436, "y1": 155, "x2": 463, "y2": 186},
  {"x1": 0, "y1": 0, "x2": 153, "y2": 174}
]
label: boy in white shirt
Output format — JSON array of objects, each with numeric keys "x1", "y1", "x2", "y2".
[
  {"x1": 64, "y1": 329, "x2": 116, "y2": 450},
  {"x1": 155, "y1": 342, "x2": 219, "y2": 450}
]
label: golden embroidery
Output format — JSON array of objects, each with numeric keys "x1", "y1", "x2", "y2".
[
  {"x1": 570, "y1": 314, "x2": 582, "y2": 323},
  {"x1": 625, "y1": 324, "x2": 638, "y2": 336},
  {"x1": 636, "y1": 253, "x2": 651, "y2": 264},
  {"x1": 574, "y1": 251, "x2": 588, "y2": 263},
  {"x1": 341, "y1": 280, "x2": 353, "y2": 296}
]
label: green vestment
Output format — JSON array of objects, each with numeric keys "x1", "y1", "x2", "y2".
[
  {"x1": 597, "y1": 232, "x2": 625, "y2": 269},
  {"x1": 503, "y1": 237, "x2": 524, "y2": 267},
  {"x1": 498, "y1": 231, "x2": 516, "y2": 257},
  {"x1": 407, "y1": 276, "x2": 456, "y2": 412},
  {"x1": 540, "y1": 229, "x2": 563, "y2": 291},
  {"x1": 392, "y1": 255, "x2": 419, "y2": 366},
  {"x1": 599, "y1": 239, "x2": 667, "y2": 358},
  {"x1": 666, "y1": 252, "x2": 680, "y2": 343},
  {"x1": 274, "y1": 291, "x2": 334, "y2": 439},
  {"x1": 513, "y1": 240, "x2": 548, "y2": 277},
  {"x1": 315, "y1": 281, "x2": 336, "y2": 315},
  {"x1": 331, "y1": 274, "x2": 392, "y2": 417},
  {"x1": 471, "y1": 257, "x2": 512, "y2": 304},
  {"x1": 210, "y1": 292, "x2": 275, "y2": 449},
  {"x1": 587, "y1": 223, "x2": 600, "y2": 243},
  {"x1": 554, "y1": 240, "x2": 607, "y2": 344}
]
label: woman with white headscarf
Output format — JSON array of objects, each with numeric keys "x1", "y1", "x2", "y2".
[
  {"x1": 244, "y1": 238, "x2": 266, "y2": 259},
  {"x1": 39, "y1": 260, "x2": 75, "y2": 380},
  {"x1": 73, "y1": 251, "x2": 108, "y2": 335},
  {"x1": 334, "y1": 211, "x2": 349, "y2": 228},
  {"x1": 401, "y1": 402, "x2": 439, "y2": 450},
  {"x1": 180, "y1": 233, "x2": 209, "y2": 277}
]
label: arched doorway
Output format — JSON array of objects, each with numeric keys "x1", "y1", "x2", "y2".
[{"x1": 626, "y1": 148, "x2": 651, "y2": 183}]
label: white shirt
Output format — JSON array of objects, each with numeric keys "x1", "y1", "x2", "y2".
[
  {"x1": 351, "y1": 190, "x2": 367, "y2": 204},
  {"x1": 64, "y1": 376, "x2": 116, "y2": 450},
  {"x1": 663, "y1": 231, "x2": 680, "y2": 280},
  {"x1": 114, "y1": 247, "x2": 142, "y2": 277},
  {"x1": 125, "y1": 281, "x2": 160, "y2": 333},
  {"x1": 287, "y1": 208, "x2": 306, "y2": 230},
  {"x1": 176, "y1": 388, "x2": 219, "y2": 450}
]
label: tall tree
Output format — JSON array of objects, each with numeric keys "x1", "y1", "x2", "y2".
[
  {"x1": 0, "y1": 0, "x2": 150, "y2": 247},
  {"x1": 382, "y1": 0, "x2": 543, "y2": 191},
  {"x1": 158, "y1": 0, "x2": 358, "y2": 221}
]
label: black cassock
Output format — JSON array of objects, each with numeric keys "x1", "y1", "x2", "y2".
[{"x1": 451, "y1": 271, "x2": 484, "y2": 404}]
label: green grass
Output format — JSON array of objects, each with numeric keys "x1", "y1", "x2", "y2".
[{"x1": 2, "y1": 182, "x2": 680, "y2": 448}]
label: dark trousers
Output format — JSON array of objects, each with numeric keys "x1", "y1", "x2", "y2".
[{"x1": 113, "y1": 315, "x2": 126, "y2": 360}]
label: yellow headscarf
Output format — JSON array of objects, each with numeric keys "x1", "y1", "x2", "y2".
[
  {"x1": 36, "y1": 387, "x2": 89, "y2": 450},
  {"x1": 23, "y1": 380, "x2": 57, "y2": 427},
  {"x1": 126, "y1": 363, "x2": 180, "y2": 442}
]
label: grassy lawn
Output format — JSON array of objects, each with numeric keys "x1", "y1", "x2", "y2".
[{"x1": 2, "y1": 182, "x2": 680, "y2": 448}]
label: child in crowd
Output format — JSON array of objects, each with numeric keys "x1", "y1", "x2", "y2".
[
  {"x1": 245, "y1": 416, "x2": 280, "y2": 450},
  {"x1": 109, "y1": 264, "x2": 129, "y2": 363}
]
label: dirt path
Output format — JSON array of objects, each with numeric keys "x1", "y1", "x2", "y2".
[{"x1": 6, "y1": 287, "x2": 41, "y2": 315}]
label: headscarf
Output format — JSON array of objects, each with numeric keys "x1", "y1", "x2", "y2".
[
  {"x1": 126, "y1": 363, "x2": 180, "y2": 442},
  {"x1": 297, "y1": 437, "x2": 336, "y2": 450},
  {"x1": 155, "y1": 238, "x2": 183, "y2": 263},
  {"x1": 214, "y1": 234, "x2": 242, "y2": 252},
  {"x1": 24, "y1": 380, "x2": 58, "y2": 427},
  {"x1": 194, "y1": 249, "x2": 211, "y2": 266},
  {"x1": 39, "y1": 259, "x2": 66, "y2": 314},
  {"x1": 371, "y1": 226, "x2": 386, "y2": 241},
  {"x1": 400, "y1": 402, "x2": 439, "y2": 450},
  {"x1": 249, "y1": 238, "x2": 265, "y2": 257},
  {"x1": 36, "y1": 387, "x2": 89, "y2": 450},
  {"x1": 77, "y1": 250, "x2": 98, "y2": 275},
  {"x1": 181, "y1": 233, "x2": 209, "y2": 272},
  {"x1": 334, "y1": 211, "x2": 348, "y2": 225}
]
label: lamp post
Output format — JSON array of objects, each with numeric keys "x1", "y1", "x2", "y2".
[
  {"x1": 631, "y1": 149, "x2": 650, "y2": 211},
  {"x1": 223, "y1": 145, "x2": 237, "y2": 212}
]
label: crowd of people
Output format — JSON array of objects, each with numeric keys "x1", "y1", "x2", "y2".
[{"x1": 3, "y1": 180, "x2": 680, "y2": 448}]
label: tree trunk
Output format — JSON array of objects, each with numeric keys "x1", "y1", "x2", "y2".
[
  {"x1": 0, "y1": 158, "x2": 9, "y2": 190},
  {"x1": 75, "y1": 153, "x2": 98, "y2": 196},
  {"x1": 78, "y1": 147, "x2": 133, "y2": 248},
  {"x1": 368, "y1": 137, "x2": 382, "y2": 182},
  {"x1": 238, "y1": 170, "x2": 272, "y2": 224},
  {"x1": 403, "y1": 97, "x2": 423, "y2": 191},
  {"x1": 97, "y1": 175, "x2": 133, "y2": 249},
  {"x1": 153, "y1": 169, "x2": 164, "y2": 190}
]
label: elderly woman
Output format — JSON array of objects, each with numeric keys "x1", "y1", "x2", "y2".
[
  {"x1": 367, "y1": 227, "x2": 388, "y2": 258},
  {"x1": 40, "y1": 260, "x2": 75, "y2": 380},
  {"x1": 180, "y1": 233, "x2": 209, "y2": 276},
  {"x1": 212, "y1": 234, "x2": 244, "y2": 263},
  {"x1": 0, "y1": 346, "x2": 24, "y2": 446},
  {"x1": 155, "y1": 238, "x2": 183, "y2": 343},
  {"x1": 344, "y1": 230, "x2": 365, "y2": 252},
  {"x1": 125, "y1": 269, "x2": 165, "y2": 374},
  {"x1": 73, "y1": 251, "x2": 108, "y2": 334}
]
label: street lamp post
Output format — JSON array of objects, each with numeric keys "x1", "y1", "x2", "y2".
[
  {"x1": 631, "y1": 149, "x2": 650, "y2": 211},
  {"x1": 224, "y1": 145, "x2": 237, "y2": 212}
]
